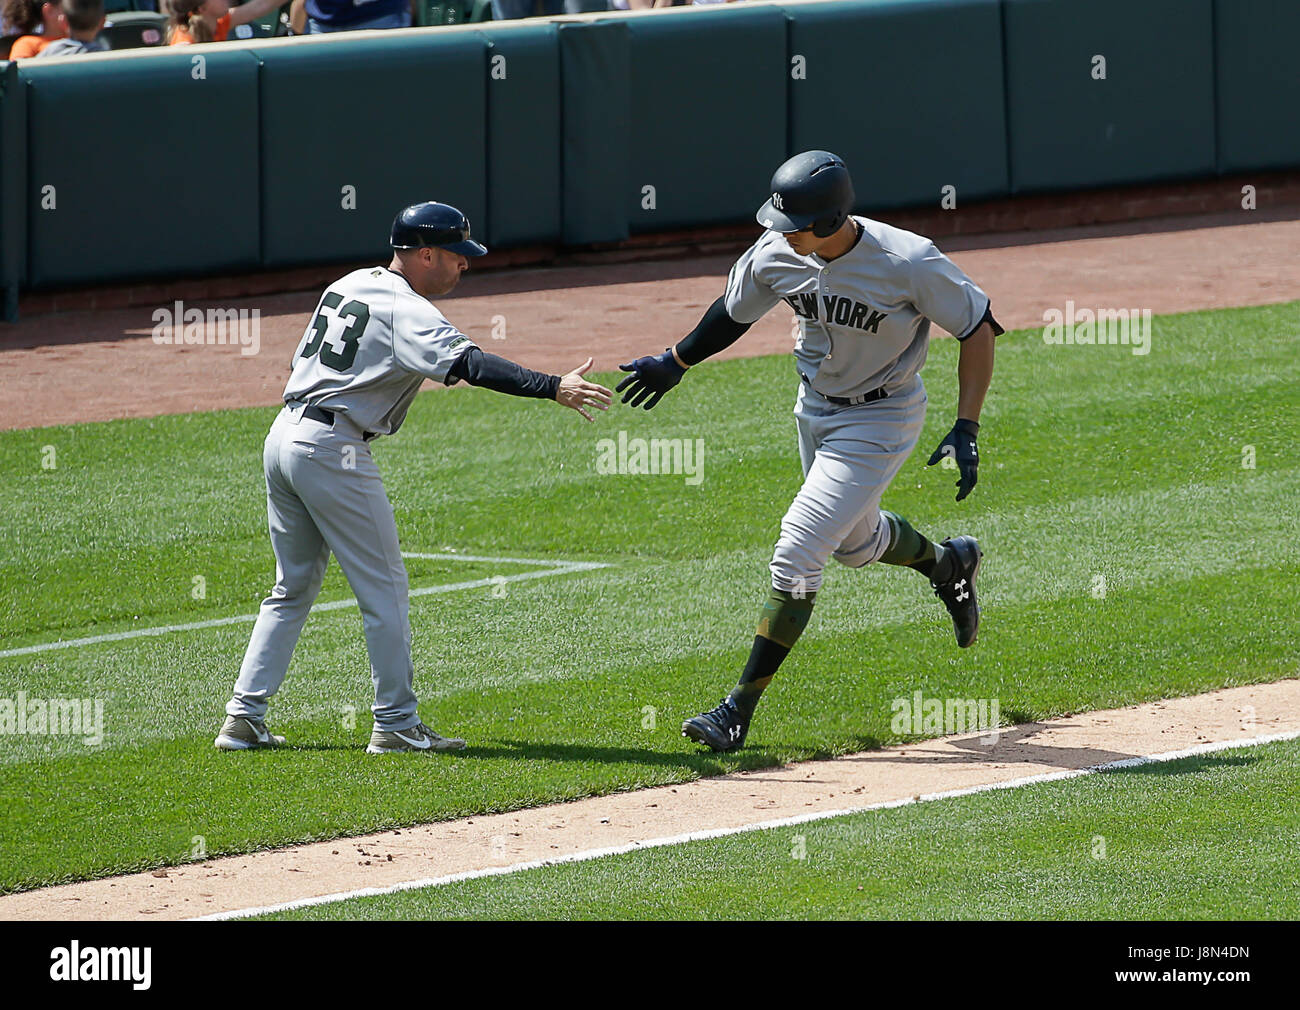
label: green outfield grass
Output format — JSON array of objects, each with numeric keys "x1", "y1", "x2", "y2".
[
  {"x1": 0, "y1": 299, "x2": 1297, "y2": 894},
  {"x1": 256, "y1": 737, "x2": 1300, "y2": 921}
]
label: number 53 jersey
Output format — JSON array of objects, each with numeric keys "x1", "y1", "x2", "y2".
[{"x1": 282, "y1": 266, "x2": 478, "y2": 437}]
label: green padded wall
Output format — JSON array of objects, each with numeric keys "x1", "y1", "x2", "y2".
[
  {"x1": 480, "y1": 23, "x2": 562, "y2": 247},
  {"x1": 3, "y1": 0, "x2": 1299, "y2": 318},
  {"x1": 0, "y1": 61, "x2": 25, "y2": 319},
  {"x1": 786, "y1": 0, "x2": 1009, "y2": 212},
  {"x1": 258, "y1": 33, "x2": 487, "y2": 269},
  {"x1": 1003, "y1": 0, "x2": 1216, "y2": 192},
  {"x1": 23, "y1": 49, "x2": 261, "y2": 288},
  {"x1": 559, "y1": 21, "x2": 629, "y2": 246},
  {"x1": 1215, "y1": 0, "x2": 1300, "y2": 172},
  {"x1": 626, "y1": 6, "x2": 787, "y2": 233}
]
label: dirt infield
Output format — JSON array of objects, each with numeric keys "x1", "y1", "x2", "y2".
[
  {"x1": 1, "y1": 209, "x2": 1299, "y2": 432},
  {"x1": 3, "y1": 680, "x2": 1295, "y2": 921}
]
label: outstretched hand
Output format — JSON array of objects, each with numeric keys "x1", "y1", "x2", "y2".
[
  {"x1": 556, "y1": 358, "x2": 613, "y2": 422},
  {"x1": 616, "y1": 349, "x2": 686, "y2": 409}
]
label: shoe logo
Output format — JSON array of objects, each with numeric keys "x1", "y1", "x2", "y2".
[
  {"x1": 728, "y1": 725, "x2": 741, "y2": 741},
  {"x1": 393, "y1": 730, "x2": 432, "y2": 750},
  {"x1": 245, "y1": 721, "x2": 269, "y2": 743},
  {"x1": 954, "y1": 578, "x2": 970, "y2": 602}
]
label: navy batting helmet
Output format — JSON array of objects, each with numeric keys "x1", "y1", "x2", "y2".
[
  {"x1": 390, "y1": 201, "x2": 487, "y2": 257},
  {"x1": 756, "y1": 151, "x2": 855, "y2": 238}
]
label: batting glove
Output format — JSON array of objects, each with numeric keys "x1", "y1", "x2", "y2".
[
  {"x1": 616, "y1": 349, "x2": 686, "y2": 409},
  {"x1": 927, "y1": 418, "x2": 980, "y2": 501}
]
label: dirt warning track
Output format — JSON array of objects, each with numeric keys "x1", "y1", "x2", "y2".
[{"x1": 1, "y1": 211, "x2": 1298, "y2": 432}]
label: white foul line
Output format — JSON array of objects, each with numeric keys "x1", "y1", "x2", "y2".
[
  {"x1": 192, "y1": 727, "x2": 1300, "y2": 921},
  {"x1": 0, "y1": 553, "x2": 609, "y2": 660}
]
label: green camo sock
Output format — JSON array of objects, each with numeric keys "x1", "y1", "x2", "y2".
[
  {"x1": 877, "y1": 510, "x2": 947, "y2": 581},
  {"x1": 728, "y1": 588, "x2": 816, "y2": 719}
]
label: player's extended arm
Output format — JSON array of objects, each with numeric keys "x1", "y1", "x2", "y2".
[
  {"x1": 448, "y1": 347, "x2": 612, "y2": 422},
  {"x1": 926, "y1": 320, "x2": 997, "y2": 502},
  {"x1": 616, "y1": 296, "x2": 753, "y2": 409}
]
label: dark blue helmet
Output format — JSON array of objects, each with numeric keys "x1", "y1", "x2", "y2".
[
  {"x1": 756, "y1": 151, "x2": 855, "y2": 237},
  {"x1": 390, "y1": 201, "x2": 487, "y2": 257}
]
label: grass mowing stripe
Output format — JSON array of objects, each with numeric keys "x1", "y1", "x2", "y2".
[
  {"x1": 224, "y1": 728, "x2": 1300, "y2": 921},
  {"x1": 0, "y1": 555, "x2": 608, "y2": 658}
]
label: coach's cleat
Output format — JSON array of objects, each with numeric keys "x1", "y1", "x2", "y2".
[
  {"x1": 214, "y1": 715, "x2": 285, "y2": 751},
  {"x1": 932, "y1": 535, "x2": 982, "y2": 648},
  {"x1": 682, "y1": 697, "x2": 750, "y2": 752},
  {"x1": 366, "y1": 721, "x2": 466, "y2": 755}
]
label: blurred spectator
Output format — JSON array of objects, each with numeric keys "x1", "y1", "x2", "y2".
[
  {"x1": 167, "y1": 0, "x2": 285, "y2": 43},
  {"x1": 492, "y1": 0, "x2": 603, "y2": 19},
  {"x1": 3, "y1": 0, "x2": 67, "y2": 57},
  {"x1": 36, "y1": 0, "x2": 105, "y2": 55},
  {"x1": 304, "y1": 0, "x2": 409, "y2": 33}
]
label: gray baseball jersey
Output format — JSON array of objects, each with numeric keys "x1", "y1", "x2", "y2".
[
  {"x1": 229, "y1": 264, "x2": 475, "y2": 734},
  {"x1": 724, "y1": 216, "x2": 990, "y2": 399},
  {"x1": 284, "y1": 266, "x2": 477, "y2": 437}
]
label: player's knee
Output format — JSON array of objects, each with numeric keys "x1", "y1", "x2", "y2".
[
  {"x1": 271, "y1": 567, "x2": 326, "y2": 605},
  {"x1": 770, "y1": 543, "x2": 826, "y2": 595},
  {"x1": 833, "y1": 512, "x2": 889, "y2": 569}
]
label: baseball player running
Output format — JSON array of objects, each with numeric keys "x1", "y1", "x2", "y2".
[
  {"x1": 617, "y1": 151, "x2": 1003, "y2": 752},
  {"x1": 215, "y1": 201, "x2": 612, "y2": 754}
]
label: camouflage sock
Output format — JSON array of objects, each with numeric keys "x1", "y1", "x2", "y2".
[
  {"x1": 728, "y1": 588, "x2": 816, "y2": 719},
  {"x1": 877, "y1": 510, "x2": 947, "y2": 580}
]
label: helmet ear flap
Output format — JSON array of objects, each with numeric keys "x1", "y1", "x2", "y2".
[{"x1": 812, "y1": 208, "x2": 847, "y2": 239}]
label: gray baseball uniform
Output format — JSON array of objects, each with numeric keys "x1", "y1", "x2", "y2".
[
  {"x1": 227, "y1": 266, "x2": 475, "y2": 732},
  {"x1": 722, "y1": 216, "x2": 992, "y2": 593}
]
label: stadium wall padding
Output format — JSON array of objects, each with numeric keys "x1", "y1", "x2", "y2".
[
  {"x1": 257, "y1": 32, "x2": 487, "y2": 269},
  {"x1": 0, "y1": 61, "x2": 25, "y2": 321},
  {"x1": 784, "y1": 0, "x2": 1009, "y2": 212},
  {"x1": 625, "y1": 6, "x2": 787, "y2": 233},
  {"x1": 22, "y1": 49, "x2": 262, "y2": 289},
  {"x1": 1213, "y1": 0, "x2": 1300, "y2": 172},
  {"x1": 558, "y1": 21, "x2": 630, "y2": 245},
  {"x1": 479, "y1": 23, "x2": 562, "y2": 248},
  {"x1": 1, "y1": 0, "x2": 1296, "y2": 306},
  {"x1": 1001, "y1": 0, "x2": 1217, "y2": 192}
]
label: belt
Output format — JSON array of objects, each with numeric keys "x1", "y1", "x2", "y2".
[
  {"x1": 296, "y1": 402, "x2": 377, "y2": 441},
  {"x1": 799, "y1": 373, "x2": 888, "y2": 406}
]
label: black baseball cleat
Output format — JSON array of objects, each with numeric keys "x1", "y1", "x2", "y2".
[
  {"x1": 682, "y1": 697, "x2": 749, "y2": 752},
  {"x1": 932, "y1": 535, "x2": 982, "y2": 648}
]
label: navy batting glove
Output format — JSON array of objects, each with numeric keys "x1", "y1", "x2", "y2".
[
  {"x1": 926, "y1": 418, "x2": 980, "y2": 501},
  {"x1": 616, "y1": 349, "x2": 686, "y2": 410}
]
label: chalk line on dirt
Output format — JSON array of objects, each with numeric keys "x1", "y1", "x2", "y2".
[
  {"x1": 1, "y1": 679, "x2": 1295, "y2": 921},
  {"x1": 197, "y1": 727, "x2": 1300, "y2": 920}
]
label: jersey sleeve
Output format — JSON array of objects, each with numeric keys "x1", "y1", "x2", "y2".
[
  {"x1": 722, "y1": 239, "x2": 783, "y2": 325},
  {"x1": 390, "y1": 292, "x2": 477, "y2": 383},
  {"x1": 909, "y1": 242, "x2": 992, "y2": 340}
]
